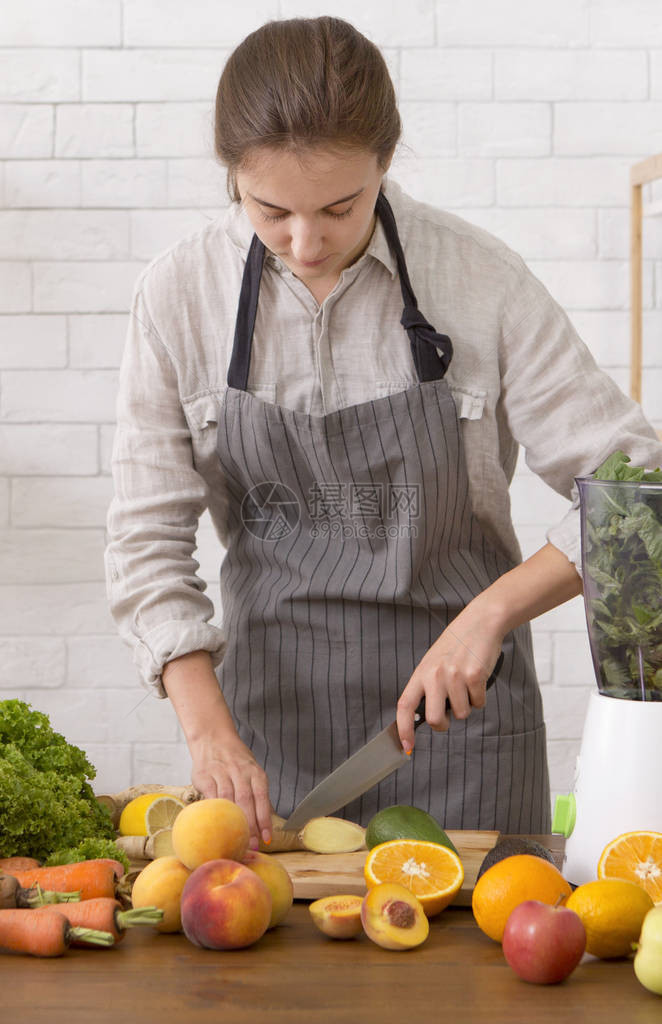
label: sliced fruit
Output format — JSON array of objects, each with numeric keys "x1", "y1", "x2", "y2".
[
  {"x1": 471, "y1": 854, "x2": 572, "y2": 943},
  {"x1": 118, "y1": 792, "x2": 181, "y2": 837},
  {"x1": 361, "y1": 883, "x2": 429, "y2": 950},
  {"x1": 145, "y1": 796, "x2": 185, "y2": 836},
  {"x1": 597, "y1": 830, "x2": 662, "y2": 905},
  {"x1": 364, "y1": 838, "x2": 464, "y2": 917},
  {"x1": 365, "y1": 805, "x2": 458, "y2": 853},
  {"x1": 149, "y1": 828, "x2": 175, "y2": 859},
  {"x1": 566, "y1": 878, "x2": 654, "y2": 959},
  {"x1": 476, "y1": 837, "x2": 557, "y2": 881},
  {"x1": 309, "y1": 895, "x2": 364, "y2": 939}
]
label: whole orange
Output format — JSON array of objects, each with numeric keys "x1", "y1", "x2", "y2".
[{"x1": 471, "y1": 853, "x2": 572, "y2": 942}]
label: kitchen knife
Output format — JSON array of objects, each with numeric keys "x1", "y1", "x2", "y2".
[{"x1": 282, "y1": 651, "x2": 504, "y2": 832}]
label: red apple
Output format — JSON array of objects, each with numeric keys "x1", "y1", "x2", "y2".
[
  {"x1": 502, "y1": 899, "x2": 586, "y2": 984},
  {"x1": 180, "y1": 858, "x2": 272, "y2": 950}
]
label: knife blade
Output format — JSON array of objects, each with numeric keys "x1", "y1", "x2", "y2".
[{"x1": 282, "y1": 651, "x2": 504, "y2": 832}]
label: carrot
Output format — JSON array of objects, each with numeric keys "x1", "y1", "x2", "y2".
[
  {"x1": 0, "y1": 908, "x2": 114, "y2": 957},
  {"x1": 51, "y1": 898, "x2": 164, "y2": 945},
  {"x1": 94, "y1": 859, "x2": 125, "y2": 880},
  {"x1": 0, "y1": 874, "x2": 80, "y2": 910},
  {"x1": 0, "y1": 858, "x2": 41, "y2": 872},
  {"x1": 8, "y1": 861, "x2": 117, "y2": 901}
]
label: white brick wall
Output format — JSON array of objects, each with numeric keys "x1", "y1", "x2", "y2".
[{"x1": 2, "y1": 0, "x2": 661, "y2": 810}]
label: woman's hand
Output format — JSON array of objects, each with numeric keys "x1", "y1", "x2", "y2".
[
  {"x1": 161, "y1": 649, "x2": 274, "y2": 849},
  {"x1": 396, "y1": 609, "x2": 503, "y2": 754},
  {"x1": 396, "y1": 542, "x2": 583, "y2": 753},
  {"x1": 189, "y1": 733, "x2": 273, "y2": 850}
]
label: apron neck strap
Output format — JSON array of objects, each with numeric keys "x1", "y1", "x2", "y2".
[
  {"x1": 375, "y1": 190, "x2": 453, "y2": 383},
  {"x1": 227, "y1": 189, "x2": 453, "y2": 391}
]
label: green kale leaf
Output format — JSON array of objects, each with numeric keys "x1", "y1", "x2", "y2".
[{"x1": 584, "y1": 452, "x2": 662, "y2": 700}]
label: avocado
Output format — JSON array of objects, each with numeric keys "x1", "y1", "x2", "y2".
[
  {"x1": 476, "y1": 836, "x2": 557, "y2": 881},
  {"x1": 365, "y1": 805, "x2": 458, "y2": 854}
]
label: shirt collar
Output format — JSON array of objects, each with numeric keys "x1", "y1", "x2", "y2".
[{"x1": 223, "y1": 176, "x2": 401, "y2": 281}]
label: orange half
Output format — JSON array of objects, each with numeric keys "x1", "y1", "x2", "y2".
[
  {"x1": 364, "y1": 839, "x2": 464, "y2": 917},
  {"x1": 598, "y1": 830, "x2": 662, "y2": 905}
]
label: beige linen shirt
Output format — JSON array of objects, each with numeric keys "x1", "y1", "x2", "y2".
[{"x1": 105, "y1": 177, "x2": 662, "y2": 695}]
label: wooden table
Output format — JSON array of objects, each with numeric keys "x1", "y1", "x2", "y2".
[{"x1": 4, "y1": 838, "x2": 661, "y2": 1024}]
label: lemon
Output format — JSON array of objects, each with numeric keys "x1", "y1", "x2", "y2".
[
  {"x1": 118, "y1": 793, "x2": 184, "y2": 836},
  {"x1": 566, "y1": 878, "x2": 654, "y2": 959},
  {"x1": 145, "y1": 797, "x2": 185, "y2": 835}
]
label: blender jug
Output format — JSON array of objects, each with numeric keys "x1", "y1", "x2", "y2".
[
  {"x1": 579, "y1": 477, "x2": 662, "y2": 701},
  {"x1": 553, "y1": 475, "x2": 662, "y2": 884}
]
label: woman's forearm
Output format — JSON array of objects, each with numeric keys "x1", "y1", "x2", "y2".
[
  {"x1": 162, "y1": 650, "x2": 273, "y2": 844},
  {"x1": 466, "y1": 541, "x2": 583, "y2": 637},
  {"x1": 396, "y1": 542, "x2": 582, "y2": 749},
  {"x1": 162, "y1": 650, "x2": 239, "y2": 747}
]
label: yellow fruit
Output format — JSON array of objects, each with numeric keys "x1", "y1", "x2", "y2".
[
  {"x1": 130, "y1": 855, "x2": 191, "y2": 933},
  {"x1": 566, "y1": 878, "x2": 654, "y2": 959},
  {"x1": 364, "y1": 838, "x2": 464, "y2": 917},
  {"x1": 598, "y1": 830, "x2": 662, "y2": 905},
  {"x1": 471, "y1": 854, "x2": 572, "y2": 943},
  {"x1": 118, "y1": 792, "x2": 183, "y2": 837},
  {"x1": 171, "y1": 797, "x2": 250, "y2": 870},
  {"x1": 145, "y1": 796, "x2": 185, "y2": 836}
]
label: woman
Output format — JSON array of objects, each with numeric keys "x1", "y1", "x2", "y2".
[{"x1": 105, "y1": 17, "x2": 662, "y2": 848}]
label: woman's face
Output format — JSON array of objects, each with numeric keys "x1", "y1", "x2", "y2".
[{"x1": 235, "y1": 146, "x2": 390, "y2": 286}]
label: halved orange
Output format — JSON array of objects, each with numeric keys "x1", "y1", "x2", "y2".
[
  {"x1": 597, "y1": 830, "x2": 662, "y2": 905},
  {"x1": 364, "y1": 839, "x2": 464, "y2": 917}
]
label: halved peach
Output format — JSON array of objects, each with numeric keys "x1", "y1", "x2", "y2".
[
  {"x1": 361, "y1": 882, "x2": 429, "y2": 950},
  {"x1": 309, "y1": 894, "x2": 364, "y2": 939}
]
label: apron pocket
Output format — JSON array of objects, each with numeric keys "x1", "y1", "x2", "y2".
[{"x1": 412, "y1": 720, "x2": 550, "y2": 834}]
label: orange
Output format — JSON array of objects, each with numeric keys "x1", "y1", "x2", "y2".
[
  {"x1": 471, "y1": 853, "x2": 571, "y2": 943},
  {"x1": 597, "y1": 831, "x2": 662, "y2": 905},
  {"x1": 566, "y1": 878, "x2": 654, "y2": 958},
  {"x1": 364, "y1": 839, "x2": 464, "y2": 917}
]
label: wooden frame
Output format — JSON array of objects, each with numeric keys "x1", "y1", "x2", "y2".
[{"x1": 630, "y1": 153, "x2": 662, "y2": 415}]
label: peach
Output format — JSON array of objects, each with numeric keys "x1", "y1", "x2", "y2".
[
  {"x1": 171, "y1": 797, "x2": 250, "y2": 870},
  {"x1": 309, "y1": 895, "x2": 364, "y2": 939},
  {"x1": 241, "y1": 850, "x2": 294, "y2": 928},
  {"x1": 130, "y1": 855, "x2": 192, "y2": 933},
  {"x1": 361, "y1": 883, "x2": 429, "y2": 950},
  {"x1": 180, "y1": 858, "x2": 272, "y2": 950}
]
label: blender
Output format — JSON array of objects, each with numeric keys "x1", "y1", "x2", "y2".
[{"x1": 553, "y1": 471, "x2": 662, "y2": 886}]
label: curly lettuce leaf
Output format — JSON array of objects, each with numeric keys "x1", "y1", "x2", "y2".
[{"x1": 0, "y1": 699, "x2": 114, "y2": 861}]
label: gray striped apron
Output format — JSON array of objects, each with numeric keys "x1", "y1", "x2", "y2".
[{"x1": 215, "y1": 191, "x2": 551, "y2": 834}]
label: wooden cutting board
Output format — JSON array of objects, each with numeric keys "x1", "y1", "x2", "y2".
[{"x1": 272, "y1": 829, "x2": 500, "y2": 907}]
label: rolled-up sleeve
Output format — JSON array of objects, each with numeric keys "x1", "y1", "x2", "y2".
[
  {"x1": 105, "y1": 283, "x2": 226, "y2": 697},
  {"x1": 497, "y1": 262, "x2": 662, "y2": 574}
]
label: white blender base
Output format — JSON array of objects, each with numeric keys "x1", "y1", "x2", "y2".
[{"x1": 562, "y1": 690, "x2": 662, "y2": 887}]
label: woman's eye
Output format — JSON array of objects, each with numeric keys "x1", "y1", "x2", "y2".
[
  {"x1": 260, "y1": 210, "x2": 287, "y2": 223},
  {"x1": 327, "y1": 206, "x2": 354, "y2": 220},
  {"x1": 258, "y1": 205, "x2": 354, "y2": 224}
]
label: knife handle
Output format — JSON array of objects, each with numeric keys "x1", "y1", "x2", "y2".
[{"x1": 413, "y1": 650, "x2": 504, "y2": 729}]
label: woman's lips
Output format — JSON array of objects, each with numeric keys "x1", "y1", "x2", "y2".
[{"x1": 298, "y1": 256, "x2": 328, "y2": 268}]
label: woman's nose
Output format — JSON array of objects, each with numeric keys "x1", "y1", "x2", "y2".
[{"x1": 289, "y1": 219, "x2": 324, "y2": 262}]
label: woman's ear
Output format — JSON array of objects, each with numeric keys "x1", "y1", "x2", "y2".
[{"x1": 381, "y1": 146, "x2": 396, "y2": 176}]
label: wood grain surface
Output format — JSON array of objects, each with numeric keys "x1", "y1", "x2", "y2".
[
  {"x1": 5, "y1": 835, "x2": 660, "y2": 1024},
  {"x1": 272, "y1": 828, "x2": 500, "y2": 904},
  {"x1": 4, "y1": 901, "x2": 660, "y2": 1024}
]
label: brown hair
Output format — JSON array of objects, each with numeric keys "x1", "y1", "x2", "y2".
[{"x1": 214, "y1": 17, "x2": 401, "y2": 202}]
